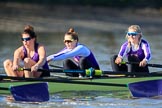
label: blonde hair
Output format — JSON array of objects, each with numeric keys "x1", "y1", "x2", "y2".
[
  {"x1": 126, "y1": 25, "x2": 143, "y2": 39},
  {"x1": 128, "y1": 25, "x2": 142, "y2": 33}
]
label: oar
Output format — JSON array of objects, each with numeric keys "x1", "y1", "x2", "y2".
[
  {"x1": 0, "y1": 75, "x2": 127, "y2": 87},
  {"x1": 128, "y1": 79, "x2": 162, "y2": 97},
  {"x1": 1, "y1": 75, "x2": 161, "y2": 98},
  {"x1": 121, "y1": 61, "x2": 162, "y2": 68},
  {"x1": 18, "y1": 68, "x2": 162, "y2": 77},
  {"x1": 0, "y1": 87, "x2": 9, "y2": 90},
  {"x1": 0, "y1": 82, "x2": 49, "y2": 102},
  {"x1": 49, "y1": 64, "x2": 63, "y2": 69}
]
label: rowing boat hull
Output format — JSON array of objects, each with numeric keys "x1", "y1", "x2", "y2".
[{"x1": 0, "y1": 76, "x2": 162, "y2": 95}]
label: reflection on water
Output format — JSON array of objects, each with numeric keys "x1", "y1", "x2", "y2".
[
  {"x1": 1, "y1": 32, "x2": 162, "y2": 107},
  {"x1": 1, "y1": 91, "x2": 162, "y2": 108}
]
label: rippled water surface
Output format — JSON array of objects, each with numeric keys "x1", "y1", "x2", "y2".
[{"x1": 1, "y1": 93, "x2": 162, "y2": 108}]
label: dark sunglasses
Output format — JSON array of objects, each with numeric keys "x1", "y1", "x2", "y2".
[
  {"x1": 21, "y1": 37, "x2": 31, "y2": 41},
  {"x1": 64, "y1": 40, "x2": 73, "y2": 43},
  {"x1": 127, "y1": 32, "x2": 138, "y2": 36}
]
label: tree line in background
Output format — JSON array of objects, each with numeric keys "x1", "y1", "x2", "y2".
[{"x1": 1, "y1": 0, "x2": 162, "y2": 9}]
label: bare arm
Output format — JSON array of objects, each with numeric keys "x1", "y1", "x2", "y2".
[{"x1": 13, "y1": 46, "x2": 23, "y2": 70}]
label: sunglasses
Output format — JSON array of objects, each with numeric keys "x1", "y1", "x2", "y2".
[
  {"x1": 21, "y1": 37, "x2": 31, "y2": 41},
  {"x1": 64, "y1": 40, "x2": 73, "y2": 43},
  {"x1": 127, "y1": 32, "x2": 138, "y2": 36}
]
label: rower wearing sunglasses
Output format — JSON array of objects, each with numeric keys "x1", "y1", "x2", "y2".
[
  {"x1": 47, "y1": 28, "x2": 100, "y2": 77},
  {"x1": 3, "y1": 25, "x2": 50, "y2": 78},
  {"x1": 111, "y1": 25, "x2": 151, "y2": 73}
]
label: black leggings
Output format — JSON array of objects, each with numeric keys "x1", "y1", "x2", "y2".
[
  {"x1": 63, "y1": 58, "x2": 100, "y2": 77},
  {"x1": 110, "y1": 55, "x2": 149, "y2": 73}
]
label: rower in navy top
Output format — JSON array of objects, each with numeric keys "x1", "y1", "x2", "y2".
[
  {"x1": 47, "y1": 28, "x2": 100, "y2": 77},
  {"x1": 3, "y1": 25, "x2": 50, "y2": 78},
  {"x1": 111, "y1": 25, "x2": 151, "y2": 73}
]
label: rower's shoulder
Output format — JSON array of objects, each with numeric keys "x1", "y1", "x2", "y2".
[
  {"x1": 141, "y1": 39, "x2": 149, "y2": 44},
  {"x1": 121, "y1": 41, "x2": 129, "y2": 46},
  {"x1": 37, "y1": 43, "x2": 46, "y2": 48},
  {"x1": 15, "y1": 46, "x2": 24, "y2": 51}
]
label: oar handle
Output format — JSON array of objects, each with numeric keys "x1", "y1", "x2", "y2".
[
  {"x1": 147, "y1": 64, "x2": 162, "y2": 68},
  {"x1": 121, "y1": 61, "x2": 162, "y2": 68},
  {"x1": 85, "y1": 69, "x2": 102, "y2": 76},
  {"x1": 18, "y1": 68, "x2": 63, "y2": 72},
  {"x1": 17, "y1": 68, "x2": 162, "y2": 77},
  {"x1": 121, "y1": 61, "x2": 134, "y2": 65},
  {"x1": 20, "y1": 67, "x2": 161, "y2": 77},
  {"x1": 18, "y1": 68, "x2": 103, "y2": 77}
]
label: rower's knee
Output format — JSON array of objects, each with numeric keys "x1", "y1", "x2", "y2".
[{"x1": 3, "y1": 59, "x2": 12, "y2": 68}]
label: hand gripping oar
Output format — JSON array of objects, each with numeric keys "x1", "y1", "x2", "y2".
[
  {"x1": 0, "y1": 82, "x2": 49, "y2": 102},
  {"x1": 18, "y1": 67, "x2": 102, "y2": 78},
  {"x1": 121, "y1": 61, "x2": 162, "y2": 68}
]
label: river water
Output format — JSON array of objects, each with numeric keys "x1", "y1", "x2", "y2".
[{"x1": 0, "y1": 31, "x2": 162, "y2": 108}]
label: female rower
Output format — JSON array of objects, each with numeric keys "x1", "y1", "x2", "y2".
[
  {"x1": 47, "y1": 28, "x2": 100, "y2": 77},
  {"x1": 111, "y1": 25, "x2": 151, "y2": 73},
  {"x1": 3, "y1": 25, "x2": 50, "y2": 78}
]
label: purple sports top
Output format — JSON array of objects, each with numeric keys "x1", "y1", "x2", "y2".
[
  {"x1": 22, "y1": 43, "x2": 49, "y2": 69},
  {"x1": 118, "y1": 39, "x2": 151, "y2": 62}
]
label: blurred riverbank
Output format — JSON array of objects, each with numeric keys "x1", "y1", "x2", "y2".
[
  {"x1": 0, "y1": 2, "x2": 162, "y2": 35},
  {"x1": 1, "y1": 2, "x2": 162, "y2": 72}
]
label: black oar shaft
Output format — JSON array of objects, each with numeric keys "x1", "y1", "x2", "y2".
[
  {"x1": 21, "y1": 68, "x2": 162, "y2": 77},
  {"x1": 147, "y1": 64, "x2": 162, "y2": 68},
  {"x1": 49, "y1": 64, "x2": 63, "y2": 69},
  {"x1": 122, "y1": 61, "x2": 162, "y2": 68},
  {"x1": 0, "y1": 75, "x2": 127, "y2": 87},
  {"x1": 103, "y1": 71, "x2": 162, "y2": 77},
  {"x1": 49, "y1": 79, "x2": 127, "y2": 87},
  {"x1": 0, "y1": 87, "x2": 9, "y2": 91},
  {"x1": 22, "y1": 68, "x2": 85, "y2": 73}
]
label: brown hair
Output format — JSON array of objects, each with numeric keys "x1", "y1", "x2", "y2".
[
  {"x1": 23, "y1": 29, "x2": 37, "y2": 39},
  {"x1": 22, "y1": 25, "x2": 36, "y2": 38},
  {"x1": 24, "y1": 25, "x2": 34, "y2": 31},
  {"x1": 65, "y1": 28, "x2": 79, "y2": 41},
  {"x1": 22, "y1": 25, "x2": 37, "y2": 43}
]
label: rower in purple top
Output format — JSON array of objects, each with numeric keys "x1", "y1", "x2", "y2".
[
  {"x1": 111, "y1": 25, "x2": 151, "y2": 73},
  {"x1": 47, "y1": 28, "x2": 100, "y2": 77},
  {"x1": 3, "y1": 25, "x2": 50, "y2": 78}
]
